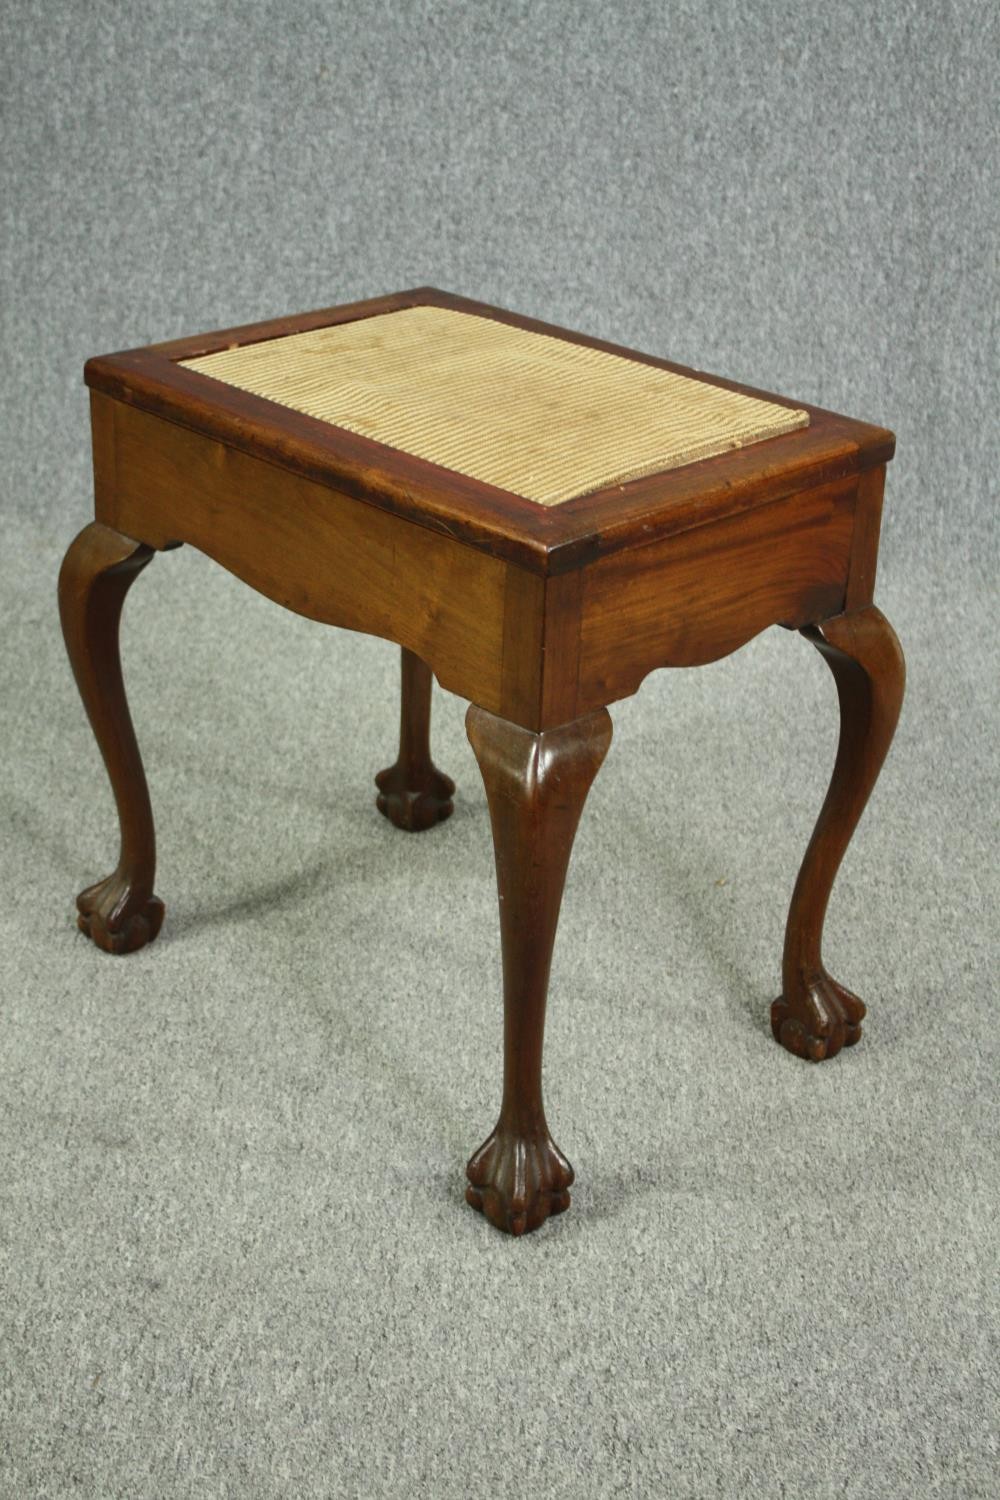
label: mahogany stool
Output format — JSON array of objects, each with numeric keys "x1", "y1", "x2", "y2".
[{"x1": 59, "y1": 288, "x2": 905, "y2": 1236}]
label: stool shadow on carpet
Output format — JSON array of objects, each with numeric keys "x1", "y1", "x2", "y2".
[{"x1": 153, "y1": 856, "x2": 336, "y2": 942}]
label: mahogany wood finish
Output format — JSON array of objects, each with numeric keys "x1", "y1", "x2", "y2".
[
  {"x1": 84, "y1": 286, "x2": 894, "y2": 576},
  {"x1": 58, "y1": 522, "x2": 164, "y2": 954},
  {"x1": 772, "y1": 607, "x2": 905, "y2": 1060},
  {"x1": 465, "y1": 704, "x2": 613, "y2": 1235},
  {"x1": 92, "y1": 396, "x2": 512, "y2": 715},
  {"x1": 375, "y1": 648, "x2": 455, "y2": 831},
  {"x1": 61, "y1": 286, "x2": 907, "y2": 1235}
]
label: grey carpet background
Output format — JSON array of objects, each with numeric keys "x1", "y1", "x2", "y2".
[{"x1": 1, "y1": 2, "x2": 998, "y2": 1496}]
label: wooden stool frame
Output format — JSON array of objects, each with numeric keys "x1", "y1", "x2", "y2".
[{"x1": 59, "y1": 287, "x2": 905, "y2": 1236}]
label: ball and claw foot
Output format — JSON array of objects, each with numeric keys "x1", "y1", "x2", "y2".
[
  {"x1": 76, "y1": 873, "x2": 164, "y2": 955},
  {"x1": 771, "y1": 970, "x2": 866, "y2": 1062},
  {"x1": 374, "y1": 763, "x2": 455, "y2": 832},
  {"x1": 465, "y1": 1125, "x2": 575, "y2": 1236}
]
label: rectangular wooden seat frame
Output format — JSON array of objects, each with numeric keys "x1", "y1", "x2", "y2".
[{"x1": 59, "y1": 286, "x2": 905, "y2": 1236}]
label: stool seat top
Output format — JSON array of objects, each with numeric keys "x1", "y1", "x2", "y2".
[
  {"x1": 85, "y1": 287, "x2": 894, "y2": 575},
  {"x1": 179, "y1": 304, "x2": 808, "y2": 509}
]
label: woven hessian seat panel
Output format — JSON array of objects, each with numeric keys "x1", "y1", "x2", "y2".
[{"x1": 181, "y1": 306, "x2": 809, "y2": 507}]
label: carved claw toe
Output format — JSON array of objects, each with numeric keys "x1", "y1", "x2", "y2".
[
  {"x1": 76, "y1": 873, "x2": 164, "y2": 955},
  {"x1": 465, "y1": 1123, "x2": 574, "y2": 1235},
  {"x1": 374, "y1": 763, "x2": 455, "y2": 832},
  {"x1": 771, "y1": 971, "x2": 866, "y2": 1061}
]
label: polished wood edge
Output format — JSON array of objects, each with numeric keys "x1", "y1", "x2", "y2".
[
  {"x1": 500, "y1": 568, "x2": 547, "y2": 724},
  {"x1": 546, "y1": 430, "x2": 871, "y2": 573},
  {"x1": 84, "y1": 368, "x2": 552, "y2": 572},
  {"x1": 86, "y1": 381, "x2": 884, "y2": 582},
  {"x1": 85, "y1": 285, "x2": 895, "y2": 577},
  {"x1": 845, "y1": 465, "x2": 887, "y2": 611},
  {"x1": 89, "y1": 390, "x2": 117, "y2": 509}
]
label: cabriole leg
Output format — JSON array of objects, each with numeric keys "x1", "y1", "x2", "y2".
[
  {"x1": 375, "y1": 647, "x2": 454, "y2": 831},
  {"x1": 58, "y1": 521, "x2": 164, "y2": 954},
  {"x1": 465, "y1": 703, "x2": 613, "y2": 1235},
  {"x1": 772, "y1": 606, "x2": 905, "y2": 1060}
]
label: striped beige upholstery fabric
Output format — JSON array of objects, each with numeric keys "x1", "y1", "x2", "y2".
[{"x1": 181, "y1": 306, "x2": 808, "y2": 507}]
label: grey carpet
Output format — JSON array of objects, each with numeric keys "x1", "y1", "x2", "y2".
[
  {"x1": 2, "y1": 525, "x2": 997, "y2": 1498},
  {"x1": 2, "y1": 2, "x2": 998, "y2": 1495}
]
